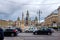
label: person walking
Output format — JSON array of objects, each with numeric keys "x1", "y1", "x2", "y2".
[{"x1": 0, "y1": 28, "x2": 4, "y2": 40}]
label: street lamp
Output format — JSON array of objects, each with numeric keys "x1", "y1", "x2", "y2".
[{"x1": 37, "y1": 10, "x2": 42, "y2": 24}]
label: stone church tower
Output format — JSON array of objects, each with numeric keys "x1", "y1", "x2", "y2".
[
  {"x1": 25, "y1": 10, "x2": 29, "y2": 26},
  {"x1": 21, "y1": 12, "x2": 25, "y2": 30}
]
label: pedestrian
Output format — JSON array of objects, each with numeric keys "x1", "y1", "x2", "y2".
[{"x1": 0, "y1": 27, "x2": 4, "y2": 40}]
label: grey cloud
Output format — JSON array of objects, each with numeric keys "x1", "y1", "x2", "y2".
[{"x1": 0, "y1": 0, "x2": 60, "y2": 21}]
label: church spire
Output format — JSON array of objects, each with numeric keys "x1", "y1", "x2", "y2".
[
  {"x1": 26, "y1": 10, "x2": 29, "y2": 17},
  {"x1": 22, "y1": 12, "x2": 24, "y2": 20},
  {"x1": 25, "y1": 10, "x2": 29, "y2": 26}
]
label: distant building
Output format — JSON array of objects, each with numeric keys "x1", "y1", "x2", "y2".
[
  {"x1": 57, "y1": 6, "x2": 60, "y2": 26},
  {"x1": 21, "y1": 12, "x2": 24, "y2": 30},
  {"x1": 13, "y1": 13, "x2": 25, "y2": 30},
  {"x1": 8, "y1": 20, "x2": 14, "y2": 27},
  {"x1": 40, "y1": 22, "x2": 45, "y2": 27},
  {"x1": 15, "y1": 17, "x2": 21, "y2": 28},
  {"x1": 0, "y1": 20, "x2": 13, "y2": 28},
  {"x1": 34, "y1": 16, "x2": 38, "y2": 26},
  {"x1": 45, "y1": 8, "x2": 59, "y2": 27}
]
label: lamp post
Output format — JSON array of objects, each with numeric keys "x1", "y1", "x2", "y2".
[{"x1": 38, "y1": 10, "x2": 42, "y2": 24}]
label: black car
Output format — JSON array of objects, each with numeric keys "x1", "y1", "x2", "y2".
[
  {"x1": 4, "y1": 28, "x2": 18, "y2": 36},
  {"x1": 0, "y1": 28, "x2": 4, "y2": 40},
  {"x1": 33, "y1": 28, "x2": 53, "y2": 35}
]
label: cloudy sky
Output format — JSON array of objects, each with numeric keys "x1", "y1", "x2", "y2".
[{"x1": 0, "y1": 0, "x2": 60, "y2": 21}]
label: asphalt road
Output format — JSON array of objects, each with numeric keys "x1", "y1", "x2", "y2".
[{"x1": 4, "y1": 31, "x2": 60, "y2": 40}]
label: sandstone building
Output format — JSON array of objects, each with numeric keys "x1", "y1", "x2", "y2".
[{"x1": 44, "y1": 7, "x2": 60, "y2": 27}]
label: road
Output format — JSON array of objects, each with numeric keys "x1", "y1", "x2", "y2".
[{"x1": 4, "y1": 31, "x2": 60, "y2": 40}]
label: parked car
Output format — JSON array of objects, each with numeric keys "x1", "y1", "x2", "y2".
[
  {"x1": 48, "y1": 28, "x2": 56, "y2": 33},
  {"x1": 25, "y1": 27, "x2": 37, "y2": 33},
  {"x1": 33, "y1": 28, "x2": 53, "y2": 35},
  {"x1": 4, "y1": 28, "x2": 18, "y2": 36},
  {"x1": 24, "y1": 29, "x2": 29, "y2": 32},
  {"x1": 16, "y1": 28, "x2": 22, "y2": 33},
  {"x1": 0, "y1": 28, "x2": 4, "y2": 40},
  {"x1": 48, "y1": 27, "x2": 58, "y2": 31}
]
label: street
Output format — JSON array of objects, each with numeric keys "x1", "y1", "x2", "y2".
[{"x1": 4, "y1": 31, "x2": 60, "y2": 40}]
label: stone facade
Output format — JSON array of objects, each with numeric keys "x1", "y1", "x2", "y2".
[
  {"x1": 44, "y1": 7, "x2": 60, "y2": 27},
  {"x1": 45, "y1": 13, "x2": 58, "y2": 27},
  {"x1": 0, "y1": 20, "x2": 13, "y2": 28},
  {"x1": 57, "y1": 6, "x2": 60, "y2": 26}
]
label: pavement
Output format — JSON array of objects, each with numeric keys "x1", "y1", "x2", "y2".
[{"x1": 4, "y1": 31, "x2": 60, "y2": 40}]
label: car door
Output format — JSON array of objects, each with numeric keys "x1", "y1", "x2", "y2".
[
  {"x1": 41, "y1": 28, "x2": 47, "y2": 34},
  {"x1": 39, "y1": 28, "x2": 44, "y2": 34},
  {"x1": 37, "y1": 30, "x2": 42, "y2": 34}
]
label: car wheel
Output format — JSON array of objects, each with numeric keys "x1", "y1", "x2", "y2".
[
  {"x1": 11, "y1": 33, "x2": 14, "y2": 36},
  {"x1": 48, "y1": 33, "x2": 51, "y2": 35},
  {"x1": 34, "y1": 32, "x2": 37, "y2": 35}
]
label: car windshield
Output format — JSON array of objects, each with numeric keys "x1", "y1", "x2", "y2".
[
  {"x1": 4, "y1": 29, "x2": 15, "y2": 31},
  {"x1": 40, "y1": 28, "x2": 48, "y2": 30}
]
